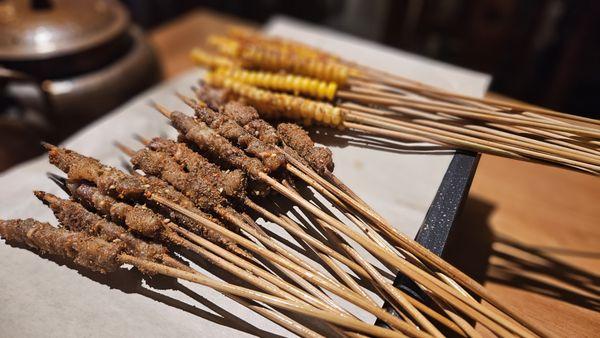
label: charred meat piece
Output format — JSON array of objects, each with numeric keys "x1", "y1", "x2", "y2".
[
  {"x1": 131, "y1": 148, "x2": 224, "y2": 210},
  {"x1": 147, "y1": 137, "x2": 247, "y2": 199},
  {"x1": 277, "y1": 123, "x2": 334, "y2": 175},
  {"x1": 193, "y1": 106, "x2": 286, "y2": 173},
  {"x1": 0, "y1": 218, "x2": 124, "y2": 273},
  {"x1": 35, "y1": 191, "x2": 168, "y2": 263},
  {"x1": 69, "y1": 183, "x2": 163, "y2": 239},
  {"x1": 46, "y1": 145, "x2": 244, "y2": 256},
  {"x1": 170, "y1": 111, "x2": 266, "y2": 179}
]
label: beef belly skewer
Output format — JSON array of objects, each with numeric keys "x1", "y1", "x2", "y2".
[
  {"x1": 119, "y1": 144, "x2": 345, "y2": 286},
  {"x1": 151, "y1": 103, "x2": 535, "y2": 337},
  {"x1": 116, "y1": 144, "x2": 357, "y2": 316},
  {"x1": 136, "y1": 136, "x2": 377, "y2": 280},
  {"x1": 34, "y1": 190, "x2": 187, "y2": 271},
  {"x1": 44, "y1": 182, "x2": 353, "y2": 337},
  {"x1": 177, "y1": 93, "x2": 398, "y2": 248},
  {"x1": 42, "y1": 143, "x2": 250, "y2": 258},
  {"x1": 170, "y1": 96, "x2": 445, "y2": 333},
  {"x1": 0, "y1": 219, "x2": 403, "y2": 338},
  {"x1": 151, "y1": 99, "x2": 449, "y2": 332}
]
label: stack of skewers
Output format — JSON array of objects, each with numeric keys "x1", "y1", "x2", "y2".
[
  {"x1": 189, "y1": 27, "x2": 600, "y2": 175},
  {"x1": 2, "y1": 90, "x2": 549, "y2": 336}
]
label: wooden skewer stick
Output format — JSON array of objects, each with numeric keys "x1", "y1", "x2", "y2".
[
  {"x1": 365, "y1": 104, "x2": 600, "y2": 166},
  {"x1": 357, "y1": 74, "x2": 600, "y2": 127},
  {"x1": 344, "y1": 106, "x2": 600, "y2": 174},
  {"x1": 154, "y1": 191, "x2": 526, "y2": 337},
  {"x1": 281, "y1": 150, "x2": 479, "y2": 337},
  {"x1": 143, "y1": 249, "x2": 327, "y2": 337},
  {"x1": 347, "y1": 86, "x2": 566, "y2": 128},
  {"x1": 165, "y1": 224, "x2": 358, "y2": 338},
  {"x1": 255, "y1": 174, "x2": 539, "y2": 337},
  {"x1": 118, "y1": 254, "x2": 405, "y2": 338},
  {"x1": 337, "y1": 91, "x2": 600, "y2": 138},
  {"x1": 279, "y1": 179, "x2": 443, "y2": 336},
  {"x1": 347, "y1": 88, "x2": 600, "y2": 163},
  {"x1": 282, "y1": 156, "x2": 480, "y2": 337},
  {"x1": 151, "y1": 193, "x2": 433, "y2": 337},
  {"x1": 288, "y1": 133, "x2": 544, "y2": 337},
  {"x1": 345, "y1": 121, "x2": 598, "y2": 176}
]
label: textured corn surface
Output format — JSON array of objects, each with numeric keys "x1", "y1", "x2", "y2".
[{"x1": 206, "y1": 71, "x2": 344, "y2": 127}]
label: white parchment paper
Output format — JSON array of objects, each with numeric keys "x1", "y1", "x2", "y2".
[{"x1": 0, "y1": 17, "x2": 490, "y2": 337}]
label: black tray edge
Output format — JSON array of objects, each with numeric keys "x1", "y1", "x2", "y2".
[{"x1": 375, "y1": 150, "x2": 480, "y2": 327}]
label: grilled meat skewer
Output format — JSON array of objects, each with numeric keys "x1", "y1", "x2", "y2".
[
  {"x1": 44, "y1": 144, "x2": 246, "y2": 257},
  {"x1": 34, "y1": 191, "x2": 182, "y2": 270},
  {"x1": 0, "y1": 218, "x2": 124, "y2": 273}
]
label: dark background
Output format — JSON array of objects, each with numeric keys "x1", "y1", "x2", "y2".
[{"x1": 123, "y1": 0, "x2": 600, "y2": 118}]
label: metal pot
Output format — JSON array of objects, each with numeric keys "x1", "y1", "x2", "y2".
[{"x1": 0, "y1": 0, "x2": 161, "y2": 170}]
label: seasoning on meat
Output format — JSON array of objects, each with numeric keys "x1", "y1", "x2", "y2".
[
  {"x1": 277, "y1": 123, "x2": 334, "y2": 174},
  {"x1": 192, "y1": 105, "x2": 286, "y2": 172},
  {"x1": 45, "y1": 144, "x2": 244, "y2": 255},
  {"x1": 147, "y1": 137, "x2": 247, "y2": 199},
  {"x1": 0, "y1": 218, "x2": 124, "y2": 273},
  {"x1": 68, "y1": 183, "x2": 163, "y2": 238},
  {"x1": 169, "y1": 111, "x2": 266, "y2": 179},
  {"x1": 35, "y1": 191, "x2": 167, "y2": 263}
]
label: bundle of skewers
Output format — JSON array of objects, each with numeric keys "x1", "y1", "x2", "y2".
[
  {"x1": 189, "y1": 27, "x2": 600, "y2": 175},
  {"x1": 2, "y1": 91, "x2": 549, "y2": 337}
]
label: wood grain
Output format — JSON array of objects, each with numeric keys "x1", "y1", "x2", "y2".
[{"x1": 148, "y1": 10, "x2": 600, "y2": 336}]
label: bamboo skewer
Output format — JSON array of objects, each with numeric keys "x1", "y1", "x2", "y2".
[
  {"x1": 366, "y1": 104, "x2": 600, "y2": 166},
  {"x1": 119, "y1": 254, "x2": 405, "y2": 338},
  {"x1": 152, "y1": 191, "x2": 530, "y2": 337},
  {"x1": 252, "y1": 176, "x2": 534, "y2": 337},
  {"x1": 346, "y1": 85, "x2": 600, "y2": 160},
  {"x1": 283, "y1": 152, "x2": 483, "y2": 337},
  {"x1": 362, "y1": 75, "x2": 600, "y2": 127},
  {"x1": 281, "y1": 146, "x2": 481, "y2": 338},
  {"x1": 279, "y1": 181, "x2": 441, "y2": 336},
  {"x1": 151, "y1": 194, "x2": 430, "y2": 337},
  {"x1": 337, "y1": 91, "x2": 600, "y2": 138},
  {"x1": 344, "y1": 105, "x2": 600, "y2": 174}
]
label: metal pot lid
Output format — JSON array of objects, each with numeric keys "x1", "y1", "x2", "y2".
[{"x1": 0, "y1": 0, "x2": 129, "y2": 61}]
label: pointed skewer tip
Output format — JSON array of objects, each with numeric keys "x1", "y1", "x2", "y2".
[
  {"x1": 133, "y1": 133, "x2": 150, "y2": 146},
  {"x1": 148, "y1": 100, "x2": 172, "y2": 118},
  {"x1": 41, "y1": 141, "x2": 57, "y2": 151},
  {"x1": 46, "y1": 173, "x2": 69, "y2": 193},
  {"x1": 114, "y1": 141, "x2": 136, "y2": 157}
]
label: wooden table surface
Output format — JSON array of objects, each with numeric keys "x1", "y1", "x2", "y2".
[{"x1": 149, "y1": 10, "x2": 600, "y2": 336}]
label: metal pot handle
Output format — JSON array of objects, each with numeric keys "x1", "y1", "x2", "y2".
[{"x1": 0, "y1": 66, "x2": 51, "y2": 130}]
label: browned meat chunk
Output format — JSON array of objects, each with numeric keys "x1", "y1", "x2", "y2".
[
  {"x1": 277, "y1": 123, "x2": 334, "y2": 174},
  {"x1": 0, "y1": 218, "x2": 124, "y2": 273}
]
